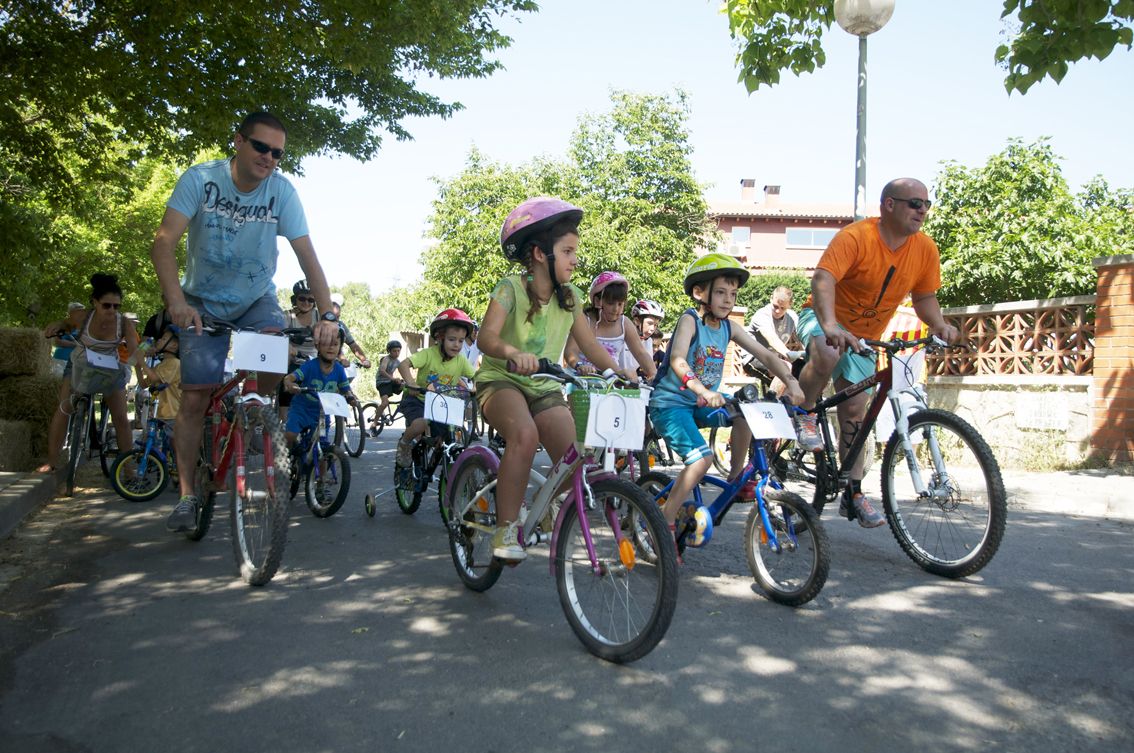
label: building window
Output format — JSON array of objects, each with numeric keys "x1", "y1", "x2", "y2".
[
  {"x1": 731, "y1": 226, "x2": 751, "y2": 246},
  {"x1": 786, "y1": 227, "x2": 838, "y2": 248}
]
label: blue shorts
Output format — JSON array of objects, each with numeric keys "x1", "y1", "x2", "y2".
[
  {"x1": 285, "y1": 397, "x2": 326, "y2": 435},
  {"x1": 179, "y1": 292, "x2": 286, "y2": 390},
  {"x1": 649, "y1": 403, "x2": 731, "y2": 466},
  {"x1": 796, "y1": 308, "x2": 877, "y2": 387}
]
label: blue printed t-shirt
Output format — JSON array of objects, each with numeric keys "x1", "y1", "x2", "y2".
[
  {"x1": 406, "y1": 347, "x2": 475, "y2": 403},
  {"x1": 475, "y1": 275, "x2": 582, "y2": 398},
  {"x1": 288, "y1": 358, "x2": 350, "y2": 428},
  {"x1": 650, "y1": 310, "x2": 731, "y2": 410},
  {"x1": 167, "y1": 159, "x2": 310, "y2": 321}
]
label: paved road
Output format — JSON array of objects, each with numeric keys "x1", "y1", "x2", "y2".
[{"x1": 1, "y1": 427, "x2": 1131, "y2": 753}]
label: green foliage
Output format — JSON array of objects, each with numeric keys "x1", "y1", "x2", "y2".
[
  {"x1": 924, "y1": 139, "x2": 1134, "y2": 306},
  {"x1": 724, "y1": 1, "x2": 1133, "y2": 94},
  {"x1": 421, "y1": 91, "x2": 710, "y2": 324},
  {"x1": 737, "y1": 270, "x2": 812, "y2": 314},
  {"x1": 0, "y1": 1, "x2": 538, "y2": 200}
]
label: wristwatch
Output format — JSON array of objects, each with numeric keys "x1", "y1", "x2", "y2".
[{"x1": 321, "y1": 311, "x2": 338, "y2": 323}]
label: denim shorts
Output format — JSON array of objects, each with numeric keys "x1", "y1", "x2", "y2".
[
  {"x1": 179, "y1": 292, "x2": 286, "y2": 390},
  {"x1": 649, "y1": 403, "x2": 731, "y2": 466},
  {"x1": 796, "y1": 308, "x2": 877, "y2": 387}
]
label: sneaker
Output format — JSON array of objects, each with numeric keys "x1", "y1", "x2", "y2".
[
  {"x1": 491, "y1": 523, "x2": 527, "y2": 562},
  {"x1": 841, "y1": 492, "x2": 886, "y2": 528},
  {"x1": 794, "y1": 413, "x2": 824, "y2": 452},
  {"x1": 394, "y1": 463, "x2": 412, "y2": 490},
  {"x1": 395, "y1": 439, "x2": 412, "y2": 467},
  {"x1": 166, "y1": 495, "x2": 199, "y2": 532}
]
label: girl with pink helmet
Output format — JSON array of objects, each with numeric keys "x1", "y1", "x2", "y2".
[
  {"x1": 564, "y1": 271, "x2": 657, "y2": 381},
  {"x1": 476, "y1": 197, "x2": 639, "y2": 562}
]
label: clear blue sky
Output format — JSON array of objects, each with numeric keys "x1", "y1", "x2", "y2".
[{"x1": 274, "y1": 0, "x2": 1134, "y2": 296}]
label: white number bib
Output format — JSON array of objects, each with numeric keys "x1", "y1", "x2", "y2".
[
  {"x1": 739, "y1": 401, "x2": 798, "y2": 440},
  {"x1": 232, "y1": 332, "x2": 289, "y2": 374},
  {"x1": 425, "y1": 391, "x2": 467, "y2": 427},
  {"x1": 318, "y1": 392, "x2": 352, "y2": 418},
  {"x1": 84, "y1": 349, "x2": 119, "y2": 370}
]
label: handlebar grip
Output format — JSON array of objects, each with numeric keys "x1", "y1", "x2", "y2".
[{"x1": 507, "y1": 357, "x2": 555, "y2": 374}]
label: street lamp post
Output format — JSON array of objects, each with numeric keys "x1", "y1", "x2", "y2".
[{"x1": 834, "y1": 0, "x2": 896, "y2": 220}]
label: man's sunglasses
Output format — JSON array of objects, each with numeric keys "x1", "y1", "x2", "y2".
[
  {"x1": 247, "y1": 137, "x2": 285, "y2": 160},
  {"x1": 890, "y1": 197, "x2": 932, "y2": 210}
]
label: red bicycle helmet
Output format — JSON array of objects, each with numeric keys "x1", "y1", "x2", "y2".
[
  {"x1": 430, "y1": 308, "x2": 475, "y2": 339},
  {"x1": 500, "y1": 197, "x2": 584, "y2": 261}
]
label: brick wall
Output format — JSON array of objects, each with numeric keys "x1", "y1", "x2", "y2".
[{"x1": 1091, "y1": 255, "x2": 1134, "y2": 463}]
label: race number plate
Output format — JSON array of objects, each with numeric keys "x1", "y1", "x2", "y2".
[
  {"x1": 739, "y1": 401, "x2": 797, "y2": 440},
  {"x1": 584, "y1": 392, "x2": 645, "y2": 452},
  {"x1": 232, "y1": 332, "x2": 288, "y2": 374},
  {"x1": 318, "y1": 392, "x2": 352, "y2": 418},
  {"x1": 425, "y1": 391, "x2": 467, "y2": 427},
  {"x1": 84, "y1": 348, "x2": 119, "y2": 370}
]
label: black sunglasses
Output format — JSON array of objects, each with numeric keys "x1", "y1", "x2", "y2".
[
  {"x1": 247, "y1": 137, "x2": 284, "y2": 160},
  {"x1": 890, "y1": 197, "x2": 932, "y2": 210},
  {"x1": 100, "y1": 302, "x2": 122, "y2": 310}
]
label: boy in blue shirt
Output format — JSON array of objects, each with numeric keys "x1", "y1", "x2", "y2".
[
  {"x1": 283, "y1": 330, "x2": 359, "y2": 447},
  {"x1": 650, "y1": 254, "x2": 804, "y2": 554}
]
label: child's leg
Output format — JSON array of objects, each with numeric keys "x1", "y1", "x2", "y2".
[
  {"x1": 396, "y1": 418, "x2": 428, "y2": 465},
  {"x1": 650, "y1": 405, "x2": 715, "y2": 525},
  {"x1": 481, "y1": 387, "x2": 539, "y2": 525},
  {"x1": 285, "y1": 431, "x2": 298, "y2": 447},
  {"x1": 727, "y1": 417, "x2": 752, "y2": 481},
  {"x1": 663, "y1": 457, "x2": 713, "y2": 524}
]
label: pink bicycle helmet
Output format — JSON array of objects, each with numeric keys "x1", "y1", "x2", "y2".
[
  {"x1": 430, "y1": 308, "x2": 475, "y2": 339},
  {"x1": 630, "y1": 299, "x2": 664, "y2": 320},
  {"x1": 500, "y1": 197, "x2": 584, "y2": 261},
  {"x1": 589, "y1": 271, "x2": 629, "y2": 301}
]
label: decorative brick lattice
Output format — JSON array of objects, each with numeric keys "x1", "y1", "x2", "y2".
[{"x1": 927, "y1": 296, "x2": 1095, "y2": 377}]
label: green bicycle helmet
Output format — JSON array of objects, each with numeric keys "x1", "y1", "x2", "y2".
[{"x1": 683, "y1": 253, "x2": 750, "y2": 297}]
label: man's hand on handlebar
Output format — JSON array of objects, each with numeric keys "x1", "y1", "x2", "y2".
[
  {"x1": 169, "y1": 301, "x2": 203, "y2": 334},
  {"x1": 930, "y1": 322, "x2": 961, "y2": 345},
  {"x1": 821, "y1": 326, "x2": 863, "y2": 355}
]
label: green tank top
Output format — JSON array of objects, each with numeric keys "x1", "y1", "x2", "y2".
[{"x1": 476, "y1": 275, "x2": 581, "y2": 397}]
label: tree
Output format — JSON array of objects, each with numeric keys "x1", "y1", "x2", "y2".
[
  {"x1": 924, "y1": 139, "x2": 1134, "y2": 306},
  {"x1": 723, "y1": 1, "x2": 1134, "y2": 94},
  {"x1": 420, "y1": 91, "x2": 711, "y2": 325},
  {"x1": 0, "y1": 0, "x2": 537, "y2": 203}
]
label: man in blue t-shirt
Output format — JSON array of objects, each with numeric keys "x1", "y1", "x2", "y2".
[{"x1": 150, "y1": 111, "x2": 341, "y2": 533}]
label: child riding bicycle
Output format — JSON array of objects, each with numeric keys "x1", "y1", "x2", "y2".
[
  {"x1": 394, "y1": 308, "x2": 477, "y2": 485},
  {"x1": 648, "y1": 254, "x2": 804, "y2": 551},
  {"x1": 282, "y1": 329, "x2": 358, "y2": 447}
]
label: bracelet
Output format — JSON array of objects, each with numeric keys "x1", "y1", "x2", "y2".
[{"x1": 679, "y1": 371, "x2": 699, "y2": 390}]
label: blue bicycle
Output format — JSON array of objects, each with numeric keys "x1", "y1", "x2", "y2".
[
  {"x1": 636, "y1": 385, "x2": 830, "y2": 606},
  {"x1": 110, "y1": 383, "x2": 176, "y2": 503},
  {"x1": 287, "y1": 387, "x2": 352, "y2": 518}
]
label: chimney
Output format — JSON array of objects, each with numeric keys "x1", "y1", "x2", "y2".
[
  {"x1": 763, "y1": 184, "x2": 781, "y2": 207},
  {"x1": 740, "y1": 178, "x2": 757, "y2": 202}
]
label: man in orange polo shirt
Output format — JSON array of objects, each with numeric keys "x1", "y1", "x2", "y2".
[{"x1": 795, "y1": 177, "x2": 959, "y2": 527}]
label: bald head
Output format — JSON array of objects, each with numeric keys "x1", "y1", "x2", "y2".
[{"x1": 880, "y1": 178, "x2": 927, "y2": 204}]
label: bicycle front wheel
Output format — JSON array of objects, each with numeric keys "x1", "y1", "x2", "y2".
[
  {"x1": 305, "y1": 446, "x2": 351, "y2": 518},
  {"x1": 360, "y1": 402, "x2": 381, "y2": 437},
  {"x1": 745, "y1": 488, "x2": 829, "y2": 606},
  {"x1": 341, "y1": 402, "x2": 366, "y2": 457},
  {"x1": 881, "y1": 409, "x2": 1007, "y2": 578},
  {"x1": 65, "y1": 397, "x2": 90, "y2": 497},
  {"x1": 555, "y1": 478, "x2": 678, "y2": 664},
  {"x1": 444, "y1": 452, "x2": 502, "y2": 592},
  {"x1": 229, "y1": 406, "x2": 289, "y2": 586},
  {"x1": 110, "y1": 449, "x2": 169, "y2": 502},
  {"x1": 708, "y1": 424, "x2": 731, "y2": 475}
]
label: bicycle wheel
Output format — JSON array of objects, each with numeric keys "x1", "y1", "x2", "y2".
[
  {"x1": 745, "y1": 488, "x2": 829, "y2": 606},
  {"x1": 341, "y1": 403, "x2": 366, "y2": 457},
  {"x1": 185, "y1": 433, "x2": 218, "y2": 541},
  {"x1": 98, "y1": 406, "x2": 115, "y2": 477},
  {"x1": 305, "y1": 446, "x2": 351, "y2": 518},
  {"x1": 65, "y1": 397, "x2": 90, "y2": 497},
  {"x1": 633, "y1": 470, "x2": 675, "y2": 562},
  {"x1": 394, "y1": 442, "x2": 424, "y2": 515},
  {"x1": 229, "y1": 405, "x2": 289, "y2": 586},
  {"x1": 708, "y1": 424, "x2": 731, "y2": 475},
  {"x1": 360, "y1": 402, "x2": 381, "y2": 437},
  {"x1": 110, "y1": 449, "x2": 169, "y2": 502},
  {"x1": 555, "y1": 477, "x2": 677, "y2": 663},
  {"x1": 443, "y1": 452, "x2": 502, "y2": 592},
  {"x1": 880, "y1": 409, "x2": 1007, "y2": 578}
]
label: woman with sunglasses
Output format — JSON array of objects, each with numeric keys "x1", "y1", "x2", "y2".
[{"x1": 37, "y1": 273, "x2": 138, "y2": 473}]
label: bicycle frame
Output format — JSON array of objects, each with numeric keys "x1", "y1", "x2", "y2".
[{"x1": 203, "y1": 370, "x2": 275, "y2": 498}]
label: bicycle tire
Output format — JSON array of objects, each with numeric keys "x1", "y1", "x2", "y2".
[
  {"x1": 633, "y1": 470, "x2": 675, "y2": 562},
  {"x1": 395, "y1": 441, "x2": 424, "y2": 515},
  {"x1": 555, "y1": 477, "x2": 678, "y2": 663},
  {"x1": 880, "y1": 409, "x2": 1006, "y2": 578},
  {"x1": 110, "y1": 449, "x2": 169, "y2": 502},
  {"x1": 708, "y1": 424, "x2": 731, "y2": 475},
  {"x1": 65, "y1": 396, "x2": 90, "y2": 497},
  {"x1": 444, "y1": 451, "x2": 502, "y2": 592},
  {"x1": 343, "y1": 403, "x2": 366, "y2": 457},
  {"x1": 229, "y1": 405, "x2": 289, "y2": 586},
  {"x1": 745, "y1": 488, "x2": 829, "y2": 606},
  {"x1": 186, "y1": 438, "x2": 218, "y2": 541},
  {"x1": 305, "y1": 446, "x2": 351, "y2": 517},
  {"x1": 360, "y1": 402, "x2": 382, "y2": 437}
]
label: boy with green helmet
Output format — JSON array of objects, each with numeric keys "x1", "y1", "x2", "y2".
[{"x1": 649, "y1": 253, "x2": 804, "y2": 558}]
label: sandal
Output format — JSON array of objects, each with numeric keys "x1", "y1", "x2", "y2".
[{"x1": 34, "y1": 464, "x2": 56, "y2": 474}]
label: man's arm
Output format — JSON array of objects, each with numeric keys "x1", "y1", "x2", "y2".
[
  {"x1": 149, "y1": 208, "x2": 201, "y2": 332},
  {"x1": 811, "y1": 269, "x2": 862, "y2": 353},
  {"x1": 753, "y1": 308, "x2": 792, "y2": 359},
  {"x1": 290, "y1": 235, "x2": 337, "y2": 348},
  {"x1": 910, "y1": 292, "x2": 960, "y2": 344}
]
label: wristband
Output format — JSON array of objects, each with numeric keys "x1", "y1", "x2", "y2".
[
  {"x1": 680, "y1": 371, "x2": 699, "y2": 390},
  {"x1": 601, "y1": 367, "x2": 617, "y2": 380}
]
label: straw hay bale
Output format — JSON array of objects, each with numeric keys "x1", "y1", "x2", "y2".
[
  {"x1": 0, "y1": 419, "x2": 34, "y2": 471},
  {"x1": 0, "y1": 375, "x2": 62, "y2": 423},
  {"x1": 0, "y1": 327, "x2": 52, "y2": 377}
]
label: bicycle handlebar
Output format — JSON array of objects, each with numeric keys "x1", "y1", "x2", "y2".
[
  {"x1": 507, "y1": 357, "x2": 637, "y2": 390},
  {"x1": 860, "y1": 334, "x2": 950, "y2": 355}
]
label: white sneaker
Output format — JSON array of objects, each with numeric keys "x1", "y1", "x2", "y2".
[{"x1": 491, "y1": 522, "x2": 527, "y2": 562}]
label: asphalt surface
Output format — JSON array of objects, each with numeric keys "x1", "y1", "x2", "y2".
[{"x1": 1, "y1": 426, "x2": 1131, "y2": 753}]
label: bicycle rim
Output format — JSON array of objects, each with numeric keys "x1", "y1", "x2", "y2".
[
  {"x1": 745, "y1": 489, "x2": 829, "y2": 606},
  {"x1": 305, "y1": 447, "x2": 350, "y2": 517},
  {"x1": 229, "y1": 406, "x2": 289, "y2": 585},
  {"x1": 445, "y1": 453, "x2": 502, "y2": 592},
  {"x1": 344, "y1": 404, "x2": 365, "y2": 457},
  {"x1": 110, "y1": 450, "x2": 168, "y2": 502},
  {"x1": 881, "y1": 410, "x2": 1006, "y2": 578},
  {"x1": 65, "y1": 398, "x2": 90, "y2": 496},
  {"x1": 555, "y1": 478, "x2": 677, "y2": 663}
]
